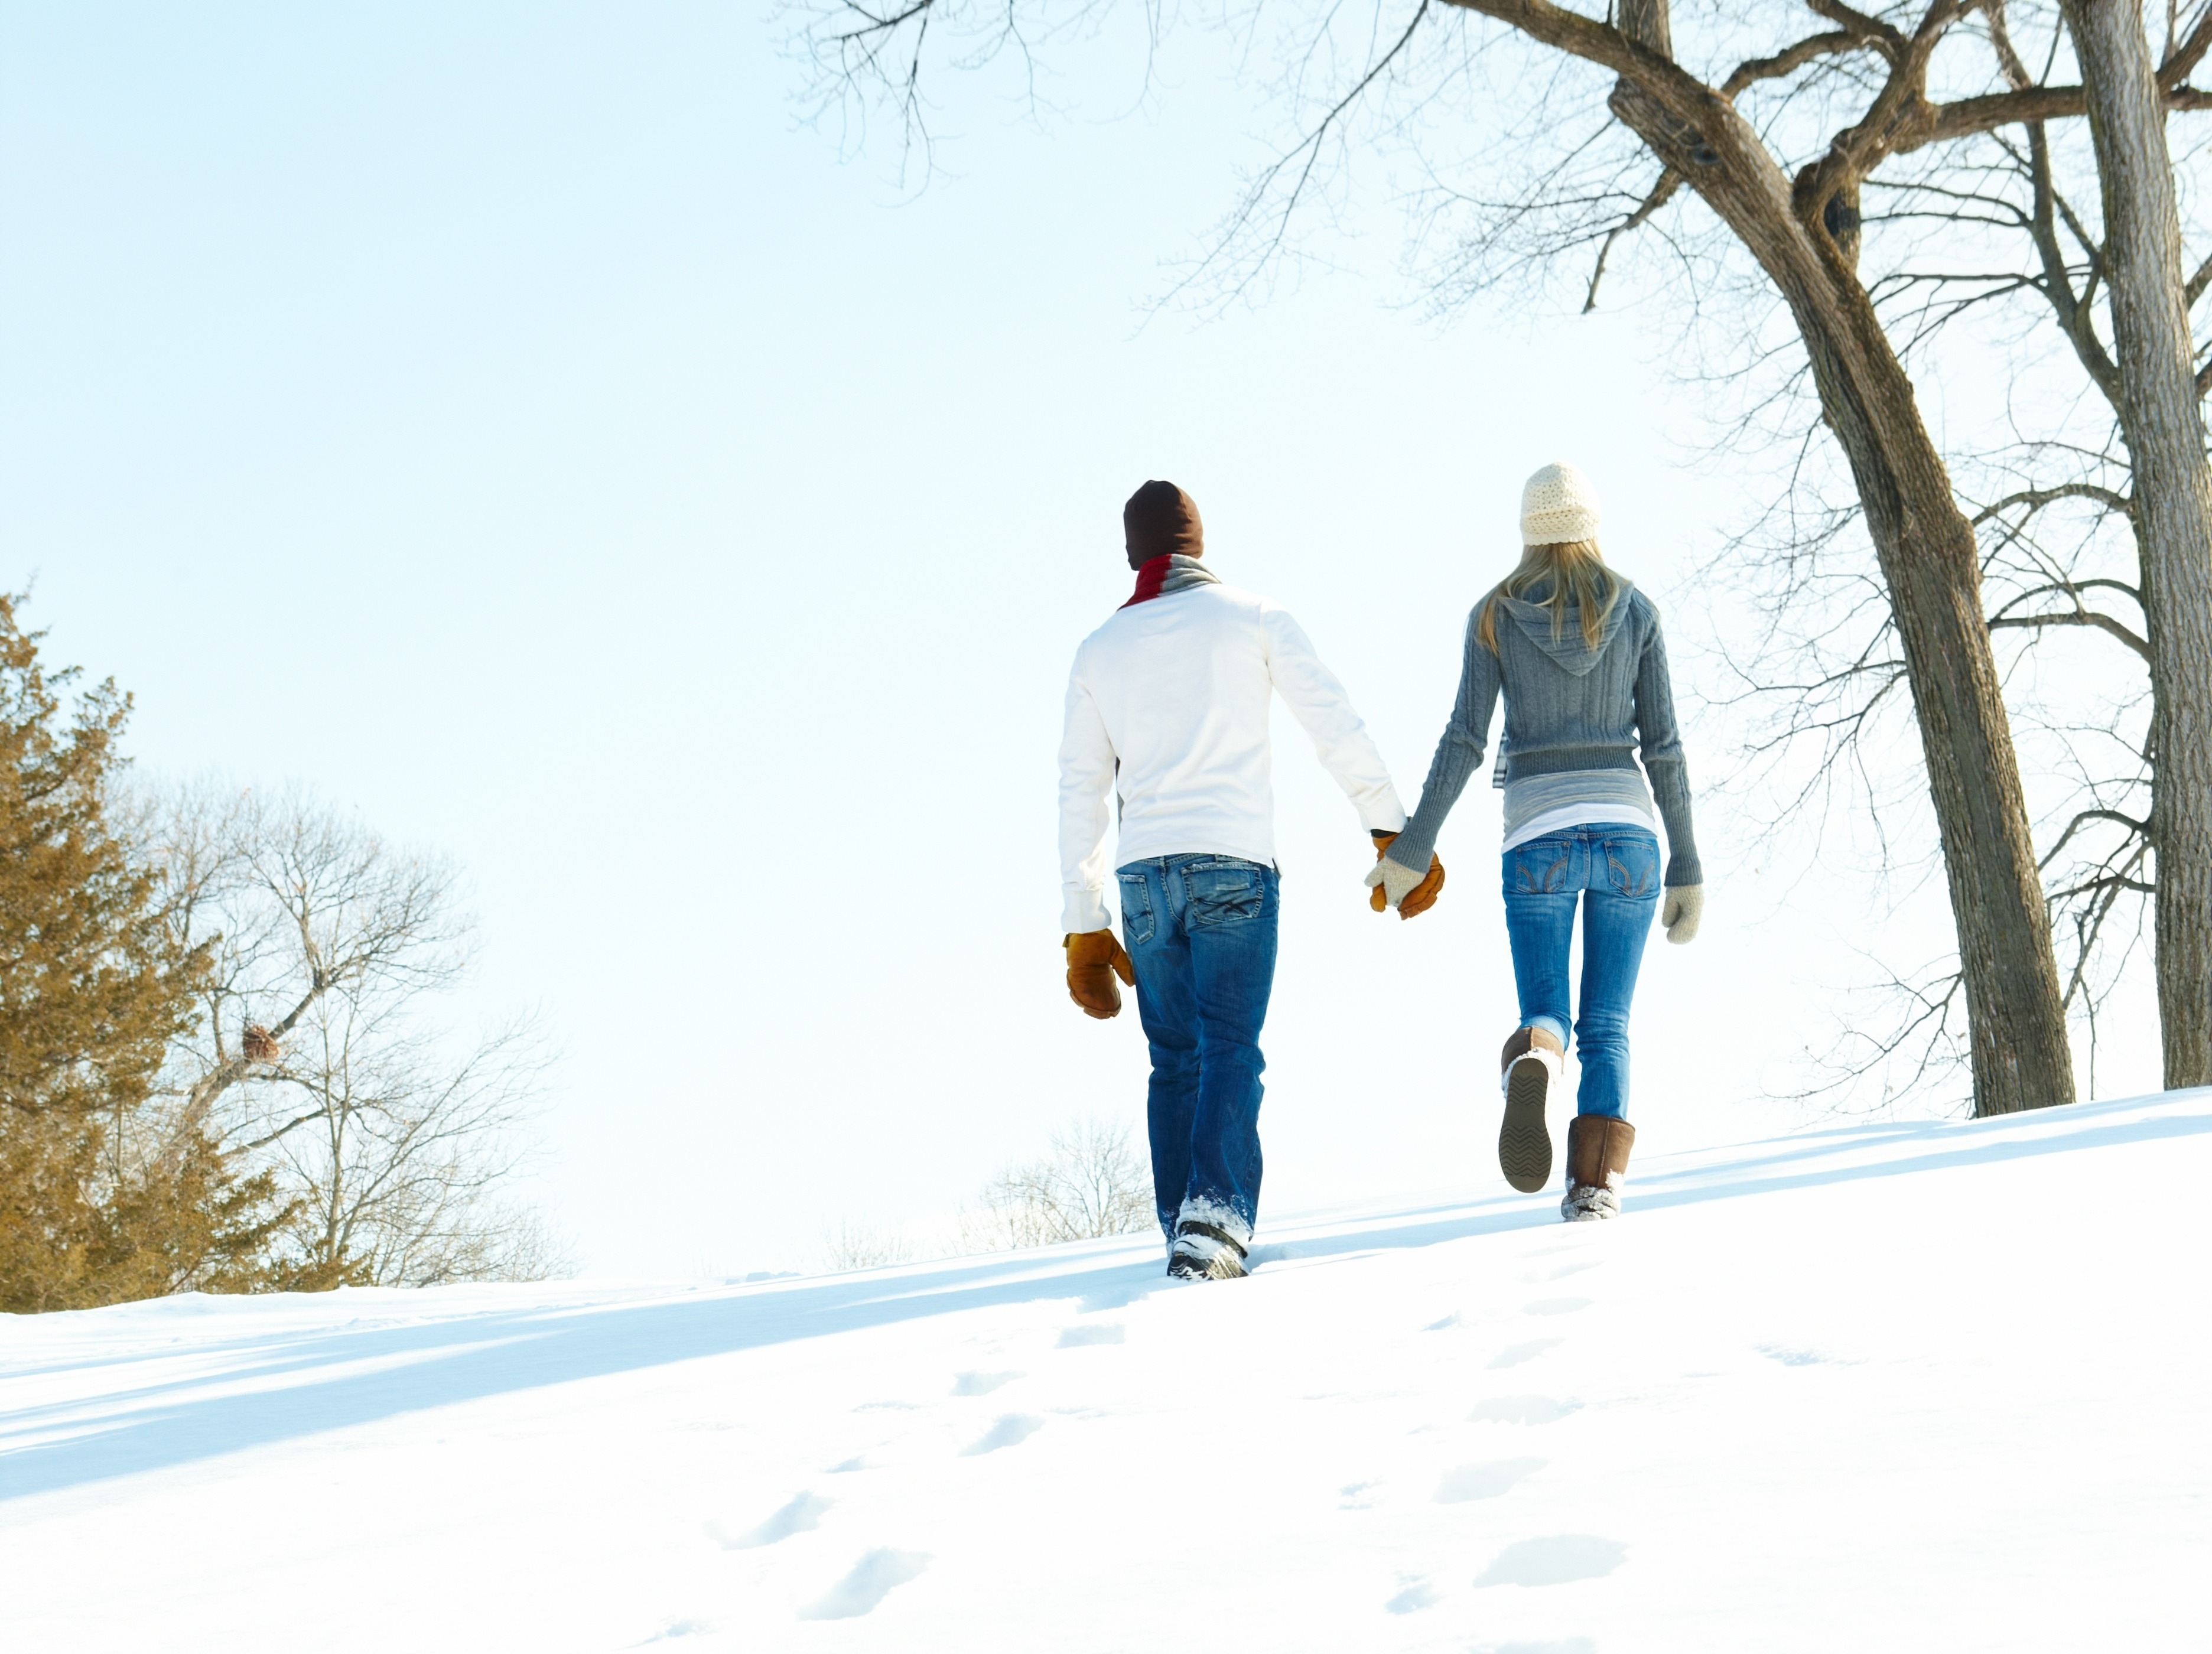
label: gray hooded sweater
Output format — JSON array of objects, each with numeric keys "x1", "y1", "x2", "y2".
[{"x1": 1386, "y1": 584, "x2": 1701, "y2": 888}]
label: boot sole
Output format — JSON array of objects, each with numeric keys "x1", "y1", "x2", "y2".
[
  {"x1": 1499, "y1": 1057, "x2": 1554, "y2": 1193},
  {"x1": 1167, "y1": 1249, "x2": 1247, "y2": 1281}
]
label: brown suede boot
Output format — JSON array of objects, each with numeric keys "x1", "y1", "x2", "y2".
[
  {"x1": 1562, "y1": 1116, "x2": 1635, "y2": 1221},
  {"x1": 1497, "y1": 1027, "x2": 1566, "y2": 1193}
]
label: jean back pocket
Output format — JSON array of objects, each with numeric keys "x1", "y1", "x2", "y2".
[
  {"x1": 1182, "y1": 861, "x2": 1266, "y2": 929},
  {"x1": 1506, "y1": 837, "x2": 1574, "y2": 896},
  {"x1": 1601, "y1": 831, "x2": 1660, "y2": 899}
]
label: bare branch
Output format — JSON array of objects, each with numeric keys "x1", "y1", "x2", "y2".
[
  {"x1": 1583, "y1": 167, "x2": 1680, "y2": 310},
  {"x1": 1720, "y1": 31, "x2": 1865, "y2": 97},
  {"x1": 1987, "y1": 608, "x2": 2154, "y2": 657},
  {"x1": 1803, "y1": 0, "x2": 1907, "y2": 58},
  {"x1": 1909, "y1": 85, "x2": 2212, "y2": 154},
  {"x1": 1971, "y1": 482, "x2": 2133, "y2": 523},
  {"x1": 2039, "y1": 805, "x2": 2152, "y2": 870},
  {"x1": 2163, "y1": 0, "x2": 2212, "y2": 85},
  {"x1": 2186, "y1": 245, "x2": 2212, "y2": 305}
]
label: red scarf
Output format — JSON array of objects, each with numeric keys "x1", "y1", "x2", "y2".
[{"x1": 1121, "y1": 553, "x2": 1221, "y2": 608}]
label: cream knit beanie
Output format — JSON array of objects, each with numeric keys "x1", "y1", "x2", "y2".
[{"x1": 1520, "y1": 461, "x2": 1602, "y2": 546}]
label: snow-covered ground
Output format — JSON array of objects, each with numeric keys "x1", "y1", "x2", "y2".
[{"x1": 6, "y1": 1090, "x2": 2207, "y2": 1652}]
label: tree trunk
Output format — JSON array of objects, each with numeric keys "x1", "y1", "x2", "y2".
[
  {"x1": 1777, "y1": 252, "x2": 2077, "y2": 1116},
  {"x1": 1600, "y1": 21, "x2": 2077, "y2": 1114},
  {"x1": 2064, "y1": 0, "x2": 2212, "y2": 1088}
]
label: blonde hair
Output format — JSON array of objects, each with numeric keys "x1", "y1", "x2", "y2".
[{"x1": 1476, "y1": 540, "x2": 1625, "y2": 654}]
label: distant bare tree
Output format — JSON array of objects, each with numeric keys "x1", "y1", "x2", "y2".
[
  {"x1": 813, "y1": 1119, "x2": 1153, "y2": 1273},
  {"x1": 819, "y1": 1219, "x2": 925, "y2": 1271},
  {"x1": 131, "y1": 781, "x2": 568, "y2": 1286},
  {"x1": 253, "y1": 1001, "x2": 562, "y2": 1286},
  {"x1": 965, "y1": 1118, "x2": 1153, "y2": 1251}
]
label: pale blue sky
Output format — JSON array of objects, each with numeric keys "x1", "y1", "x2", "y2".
[{"x1": 2, "y1": 4, "x2": 2136, "y2": 1274}]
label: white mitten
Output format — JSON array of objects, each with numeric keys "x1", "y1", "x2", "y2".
[
  {"x1": 1661, "y1": 884, "x2": 1703, "y2": 945},
  {"x1": 1363, "y1": 857, "x2": 1425, "y2": 910}
]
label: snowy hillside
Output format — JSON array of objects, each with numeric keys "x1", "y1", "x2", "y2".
[{"x1": 6, "y1": 1091, "x2": 2207, "y2": 1653}]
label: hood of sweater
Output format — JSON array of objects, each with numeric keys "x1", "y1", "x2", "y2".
[{"x1": 1496, "y1": 584, "x2": 1636, "y2": 678}]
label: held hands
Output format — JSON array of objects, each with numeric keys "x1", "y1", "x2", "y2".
[
  {"x1": 1365, "y1": 831, "x2": 1445, "y2": 920},
  {"x1": 1064, "y1": 929, "x2": 1136, "y2": 1018},
  {"x1": 1661, "y1": 885, "x2": 1704, "y2": 945}
]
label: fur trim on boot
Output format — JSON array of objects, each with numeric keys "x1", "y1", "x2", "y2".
[
  {"x1": 1498, "y1": 1026, "x2": 1565, "y2": 1194},
  {"x1": 1561, "y1": 1115, "x2": 1635, "y2": 1222}
]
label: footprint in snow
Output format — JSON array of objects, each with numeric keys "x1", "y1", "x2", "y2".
[
  {"x1": 1339, "y1": 1481, "x2": 1380, "y2": 1509},
  {"x1": 711, "y1": 1491, "x2": 831, "y2": 1549},
  {"x1": 1424, "y1": 1313, "x2": 1464, "y2": 1331},
  {"x1": 1523, "y1": 1297, "x2": 1593, "y2": 1317},
  {"x1": 1468, "y1": 1395, "x2": 1581, "y2": 1425},
  {"x1": 951, "y1": 1370, "x2": 1023, "y2": 1396},
  {"x1": 1473, "y1": 1535, "x2": 1628, "y2": 1587},
  {"x1": 1488, "y1": 1338, "x2": 1564, "y2": 1369},
  {"x1": 629, "y1": 1620, "x2": 713, "y2": 1645},
  {"x1": 1077, "y1": 1282, "x2": 1145, "y2": 1313},
  {"x1": 797, "y1": 1549, "x2": 931, "y2": 1620},
  {"x1": 1436, "y1": 1457, "x2": 1546, "y2": 1503},
  {"x1": 1056, "y1": 1323, "x2": 1125, "y2": 1348},
  {"x1": 1758, "y1": 1344, "x2": 1855, "y2": 1367},
  {"x1": 962, "y1": 1413, "x2": 1046, "y2": 1455},
  {"x1": 1385, "y1": 1578, "x2": 1440, "y2": 1614},
  {"x1": 829, "y1": 1456, "x2": 871, "y2": 1473},
  {"x1": 1519, "y1": 1258, "x2": 1602, "y2": 1284}
]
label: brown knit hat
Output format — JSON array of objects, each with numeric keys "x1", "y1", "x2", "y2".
[{"x1": 1124, "y1": 480, "x2": 1203, "y2": 565}]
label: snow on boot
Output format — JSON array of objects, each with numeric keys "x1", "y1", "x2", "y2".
[
  {"x1": 1167, "y1": 1218, "x2": 1248, "y2": 1281},
  {"x1": 1498, "y1": 1025, "x2": 1565, "y2": 1194},
  {"x1": 1561, "y1": 1115, "x2": 1635, "y2": 1222}
]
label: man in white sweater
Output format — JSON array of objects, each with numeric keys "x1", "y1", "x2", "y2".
[{"x1": 1058, "y1": 480, "x2": 1437, "y2": 1280}]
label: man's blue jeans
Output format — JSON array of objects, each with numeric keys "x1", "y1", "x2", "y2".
[
  {"x1": 1117, "y1": 854, "x2": 1280, "y2": 1243},
  {"x1": 1501, "y1": 823, "x2": 1661, "y2": 1120}
]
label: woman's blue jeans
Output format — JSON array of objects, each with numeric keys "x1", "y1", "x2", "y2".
[
  {"x1": 1501, "y1": 823, "x2": 1661, "y2": 1120},
  {"x1": 1117, "y1": 854, "x2": 1279, "y2": 1243}
]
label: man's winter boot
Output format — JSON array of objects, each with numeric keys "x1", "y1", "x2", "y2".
[
  {"x1": 1561, "y1": 1115, "x2": 1635, "y2": 1221},
  {"x1": 1498, "y1": 1026, "x2": 1566, "y2": 1193},
  {"x1": 1167, "y1": 1218, "x2": 1248, "y2": 1281}
]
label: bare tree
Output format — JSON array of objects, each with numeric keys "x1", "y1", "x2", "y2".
[
  {"x1": 254, "y1": 1001, "x2": 561, "y2": 1286},
  {"x1": 132, "y1": 781, "x2": 567, "y2": 1285},
  {"x1": 2058, "y1": 0, "x2": 2212, "y2": 1086},
  {"x1": 965, "y1": 1117, "x2": 1153, "y2": 1249},
  {"x1": 819, "y1": 1219, "x2": 925, "y2": 1270},
  {"x1": 135, "y1": 779, "x2": 471, "y2": 1138},
  {"x1": 1696, "y1": 453, "x2": 2152, "y2": 1105},
  {"x1": 812, "y1": 1119, "x2": 1153, "y2": 1272},
  {"x1": 1653, "y1": 1, "x2": 2212, "y2": 1101}
]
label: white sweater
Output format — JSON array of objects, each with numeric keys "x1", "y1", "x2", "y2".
[{"x1": 1058, "y1": 582, "x2": 1406, "y2": 934}]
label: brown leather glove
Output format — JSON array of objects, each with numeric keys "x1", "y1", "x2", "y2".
[
  {"x1": 1369, "y1": 831, "x2": 1446, "y2": 920},
  {"x1": 1064, "y1": 929, "x2": 1136, "y2": 1018}
]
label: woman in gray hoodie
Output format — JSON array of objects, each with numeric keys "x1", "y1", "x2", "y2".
[{"x1": 1368, "y1": 463, "x2": 1703, "y2": 1220}]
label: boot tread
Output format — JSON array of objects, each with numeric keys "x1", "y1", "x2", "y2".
[{"x1": 1499, "y1": 1056, "x2": 1555, "y2": 1194}]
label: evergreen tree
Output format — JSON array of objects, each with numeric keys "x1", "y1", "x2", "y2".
[{"x1": 0, "y1": 596, "x2": 289, "y2": 1311}]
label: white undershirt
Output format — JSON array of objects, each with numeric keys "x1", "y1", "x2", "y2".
[{"x1": 1501, "y1": 797, "x2": 1658, "y2": 853}]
